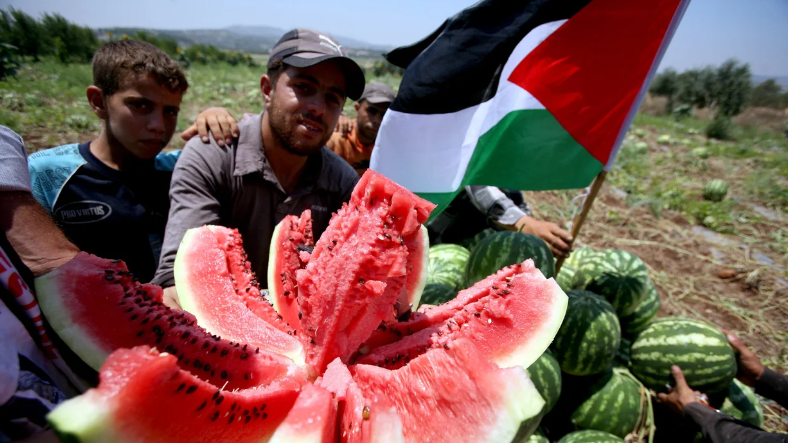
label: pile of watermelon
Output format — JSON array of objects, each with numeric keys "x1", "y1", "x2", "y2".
[
  {"x1": 34, "y1": 171, "x2": 571, "y2": 443},
  {"x1": 426, "y1": 238, "x2": 762, "y2": 443}
]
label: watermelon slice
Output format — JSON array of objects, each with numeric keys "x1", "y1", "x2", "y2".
[
  {"x1": 269, "y1": 384, "x2": 336, "y2": 443},
  {"x1": 175, "y1": 226, "x2": 305, "y2": 365},
  {"x1": 34, "y1": 253, "x2": 303, "y2": 390},
  {"x1": 351, "y1": 339, "x2": 545, "y2": 443},
  {"x1": 296, "y1": 170, "x2": 435, "y2": 373},
  {"x1": 267, "y1": 210, "x2": 315, "y2": 333},
  {"x1": 395, "y1": 225, "x2": 429, "y2": 315},
  {"x1": 48, "y1": 346, "x2": 302, "y2": 443},
  {"x1": 356, "y1": 260, "x2": 568, "y2": 370}
]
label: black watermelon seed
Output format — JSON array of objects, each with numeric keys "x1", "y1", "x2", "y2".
[
  {"x1": 182, "y1": 331, "x2": 190, "y2": 339},
  {"x1": 211, "y1": 346, "x2": 218, "y2": 353},
  {"x1": 202, "y1": 342, "x2": 210, "y2": 349},
  {"x1": 193, "y1": 360, "x2": 201, "y2": 369},
  {"x1": 243, "y1": 344, "x2": 247, "y2": 351},
  {"x1": 104, "y1": 275, "x2": 114, "y2": 281},
  {"x1": 130, "y1": 314, "x2": 138, "y2": 320},
  {"x1": 240, "y1": 353, "x2": 248, "y2": 360},
  {"x1": 125, "y1": 308, "x2": 133, "y2": 313},
  {"x1": 186, "y1": 385, "x2": 197, "y2": 394},
  {"x1": 245, "y1": 415, "x2": 251, "y2": 424},
  {"x1": 254, "y1": 413, "x2": 260, "y2": 419},
  {"x1": 204, "y1": 364, "x2": 210, "y2": 372},
  {"x1": 230, "y1": 403, "x2": 236, "y2": 411},
  {"x1": 234, "y1": 343, "x2": 240, "y2": 348},
  {"x1": 221, "y1": 350, "x2": 229, "y2": 357},
  {"x1": 156, "y1": 337, "x2": 163, "y2": 344},
  {"x1": 215, "y1": 396, "x2": 224, "y2": 405},
  {"x1": 243, "y1": 410, "x2": 249, "y2": 416},
  {"x1": 190, "y1": 338, "x2": 197, "y2": 345},
  {"x1": 141, "y1": 318, "x2": 149, "y2": 325},
  {"x1": 253, "y1": 407, "x2": 258, "y2": 414},
  {"x1": 255, "y1": 348, "x2": 259, "y2": 354},
  {"x1": 211, "y1": 411, "x2": 219, "y2": 421},
  {"x1": 261, "y1": 404, "x2": 266, "y2": 410},
  {"x1": 244, "y1": 373, "x2": 249, "y2": 380},
  {"x1": 228, "y1": 413, "x2": 235, "y2": 424},
  {"x1": 262, "y1": 412, "x2": 267, "y2": 419},
  {"x1": 221, "y1": 371, "x2": 228, "y2": 379},
  {"x1": 176, "y1": 383, "x2": 185, "y2": 393},
  {"x1": 197, "y1": 401, "x2": 207, "y2": 411},
  {"x1": 213, "y1": 391, "x2": 220, "y2": 400},
  {"x1": 136, "y1": 331, "x2": 144, "y2": 337}
]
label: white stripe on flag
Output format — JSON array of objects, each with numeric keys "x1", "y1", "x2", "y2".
[{"x1": 371, "y1": 20, "x2": 567, "y2": 193}]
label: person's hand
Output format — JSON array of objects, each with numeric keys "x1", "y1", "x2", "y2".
[
  {"x1": 723, "y1": 329, "x2": 765, "y2": 387},
  {"x1": 180, "y1": 107, "x2": 238, "y2": 146},
  {"x1": 657, "y1": 365, "x2": 703, "y2": 414},
  {"x1": 335, "y1": 114, "x2": 354, "y2": 136},
  {"x1": 162, "y1": 286, "x2": 181, "y2": 309},
  {"x1": 514, "y1": 216, "x2": 573, "y2": 258}
]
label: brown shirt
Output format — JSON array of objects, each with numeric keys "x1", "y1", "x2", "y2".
[
  {"x1": 326, "y1": 120, "x2": 374, "y2": 176},
  {"x1": 151, "y1": 112, "x2": 359, "y2": 288}
]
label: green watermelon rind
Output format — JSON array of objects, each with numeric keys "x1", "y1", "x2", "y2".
[
  {"x1": 558, "y1": 430, "x2": 626, "y2": 443},
  {"x1": 420, "y1": 282, "x2": 457, "y2": 306},
  {"x1": 465, "y1": 231, "x2": 556, "y2": 288},
  {"x1": 629, "y1": 317, "x2": 737, "y2": 393},
  {"x1": 720, "y1": 378, "x2": 763, "y2": 427},
  {"x1": 426, "y1": 243, "x2": 471, "y2": 291},
  {"x1": 526, "y1": 350, "x2": 562, "y2": 415},
  {"x1": 579, "y1": 250, "x2": 650, "y2": 317},
  {"x1": 553, "y1": 290, "x2": 621, "y2": 376},
  {"x1": 48, "y1": 394, "x2": 117, "y2": 442},
  {"x1": 619, "y1": 282, "x2": 660, "y2": 337},
  {"x1": 570, "y1": 368, "x2": 644, "y2": 438}
]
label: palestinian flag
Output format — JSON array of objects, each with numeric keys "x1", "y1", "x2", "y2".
[{"x1": 370, "y1": 0, "x2": 689, "y2": 212}]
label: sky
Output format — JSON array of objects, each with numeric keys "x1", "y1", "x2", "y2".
[{"x1": 2, "y1": 0, "x2": 786, "y2": 76}]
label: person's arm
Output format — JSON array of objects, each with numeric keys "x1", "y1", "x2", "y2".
[
  {"x1": 755, "y1": 368, "x2": 788, "y2": 410},
  {"x1": 180, "y1": 107, "x2": 239, "y2": 146},
  {"x1": 725, "y1": 330, "x2": 788, "y2": 408},
  {"x1": 464, "y1": 186, "x2": 573, "y2": 257},
  {"x1": 151, "y1": 138, "x2": 225, "y2": 306}
]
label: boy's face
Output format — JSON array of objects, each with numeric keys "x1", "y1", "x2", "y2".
[
  {"x1": 355, "y1": 100, "x2": 389, "y2": 142},
  {"x1": 102, "y1": 74, "x2": 183, "y2": 160}
]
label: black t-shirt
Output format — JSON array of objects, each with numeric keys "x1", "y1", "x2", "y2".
[{"x1": 28, "y1": 143, "x2": 179, "y2": 282}]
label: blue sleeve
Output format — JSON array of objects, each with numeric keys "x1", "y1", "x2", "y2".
[
  {"x1": 27, "y1": 144, "x2": 86, "y2": 212},
  {"x1": 154, "y1": 150, "x2": 182, "y2": 171},
  {"x1": 0, "y1": 126, "x2": 31, "y2": 193}
]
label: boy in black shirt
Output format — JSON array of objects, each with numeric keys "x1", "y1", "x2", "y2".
[{"x1": 28, "y1": 40, "x2": 188, "y2": 282}]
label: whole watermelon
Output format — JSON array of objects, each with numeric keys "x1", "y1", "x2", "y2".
[
  {"x1": 720, "y1": 379, "x2": 763, "y2": 427},
  {"x1": 521, "y1": 428, "x2": 550, "y2": 443},
  {"x1": 465, "y1": 232, "x2": 555, "y2": 287},
  {"x1": 581, "y1": 250, "x2": 650, "y2": 317},
  {"x1": 553, "y1": 290, "x2": 621, "y2": 376},
  {"x1": 426, "y1": 244, "x2": 470, "y2": 291},
  {"x1": 555, "y1": 262, "x2": 578, "y2": 292},
  {"x1": 420, "y1": 283, "x2": 456, "y2": 305},
  {"x1": 629, "y1": 317, "x2": 737, "y2": 393},
  {"x1": 615, "y1": 337, "x2": 632, "y2": 368},
  {"x1": 563, "y1": 248, "x2": 607, "y2": 289},
  {"x1": 619, "y1": 281, "x2": 660, "y2": 337},
  {"x1": 704, "y1": 179, "x2": 728, "y2": 202},
  {"x1": 460, "y1": 228, "x2": 496, "y2": 251},
  {"x1": 526, "y1": 350, "x2": 562, "y2": 415},
  {"x1": 570, "y1": 369, "x2": 644, "y2": 438},
  {"x1": 558, "y1": 430, "x2": 625, "y2": 443}
]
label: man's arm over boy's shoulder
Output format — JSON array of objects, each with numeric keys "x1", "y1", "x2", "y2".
[{"x1": 151, "y1": 136, "x2": 229, "y2": 289}]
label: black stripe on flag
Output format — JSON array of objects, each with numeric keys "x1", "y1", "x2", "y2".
[{"x1": 385, "y1": 0, "x2": 592, "y2": 115}]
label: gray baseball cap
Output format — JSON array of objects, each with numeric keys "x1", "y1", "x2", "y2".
[
  {"x1": 359, "y1": 82, "x2": 396, "y2": 104},
  {"x1": 268, "y1": 28, "x2": 365, "y2": 100}
]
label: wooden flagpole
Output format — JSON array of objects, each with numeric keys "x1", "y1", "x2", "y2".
[{"x1": 554, "y1": 170, "x2": 608, "y2": 274}]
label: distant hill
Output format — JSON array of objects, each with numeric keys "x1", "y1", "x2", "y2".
[
  {"x1": 99, "y1": 25, "x2": 392, "y2": 57},
  {"x1": 752, "y1": 75, "x2": 788, "y2": 89}
]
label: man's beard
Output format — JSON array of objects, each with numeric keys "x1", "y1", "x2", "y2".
[{"x1": 268, "y1": 101, "x2": 330, "y2": 157}]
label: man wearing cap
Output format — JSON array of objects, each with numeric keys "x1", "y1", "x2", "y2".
[
  {"x1": 151, "y1": 29, "x2": 364, "y2": 307},
  {"x1": 326, "y1": 82, "x2": 396, "y2": 175}
]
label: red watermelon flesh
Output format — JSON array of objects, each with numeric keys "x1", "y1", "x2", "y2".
[
  {"x1": 296, "y1": 170, "x2": 435, "y2": 373},
  {"x1": 48, "y1": 346, "x2": 302, "y2": 443},
  {"x1": 269, "y1": 383, "x2": 337, "y2": 443},
  {"x1": 267, "y1": 210, "x2": 315, "y2": 333},
  {"x1": 350, "y1": 339, "x2": 545, "y2": 443},
  {"x1": 175, "y1": 226, "x2": 305, "y2": 365},
  {"x1": 210, "y1": 225, "x2": 294, "y2": 334},
  {"x1": 34, "y1": 252, "x2": 305, "y2": 390},
  {"x1": 356, "y1": 260, "x2": 568, "y2": 371}
]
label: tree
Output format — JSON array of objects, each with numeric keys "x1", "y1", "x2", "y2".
[
  {"x1": 715, "y1": 59, "x2": 751, "y2": 118},
  {"x1": 649, "y1": 68, "x2": 679, "y2": 113},
  {"x1": 749, "y1": 79, "x2": 785, "y2": 108},
  {"x1": 6, "y1": 8, "x2": 49, "y2": 61},
  {"x1": 41, "y1": 13, "x2": 98, "y2": 63}
]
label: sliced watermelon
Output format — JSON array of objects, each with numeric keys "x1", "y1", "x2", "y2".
[
  {"x1": 34, "y1": 253, "x2": 303, "y2": 390},
  {"x1": 48, "y1": 346, "x2": 302, "y2": 443},
  {"x1": 267, "y1": 210, "x2": 315, "y2": 333},
  {"x1": 357, "y1": 260, "x2": 568, "y2": 370},
  {"x1": 296, "y1": 170, "x2": 435, "y2": 373},
  {"x1": 351, "y1": 339, "x2": 545, "y2": 443},
  {"x1": 175, "y1": 226, "x2": 305, "y2": 365},
  {"x1": 269, "y1": 384, "x2": 336, "y2": 443},
  {"x1": 396, "y1": 225, "x2": 429, "y2": 314}
]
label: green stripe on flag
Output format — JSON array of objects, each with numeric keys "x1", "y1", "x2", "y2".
[{"x1": 418, "y1": 109, "x2": 604, "y2": 216}]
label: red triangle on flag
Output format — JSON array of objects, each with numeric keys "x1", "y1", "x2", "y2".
[{"x1": 508, "y1": 0, "x2": 682, "y2": 164}]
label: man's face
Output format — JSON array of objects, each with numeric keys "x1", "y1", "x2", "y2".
[
  {"x1": 355, "y1": 100, "x2": 389, "y2": 142},
  {"x1": 102, "y1": 74, "x2": 183, "y2": 160},
  {"x1": 265, "y1": 62, "x2": 347, "y2": 156}
]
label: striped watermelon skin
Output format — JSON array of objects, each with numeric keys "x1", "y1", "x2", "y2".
[
  {"x1": 615, "y1": 337, "x2": 632, "y2": 368},
  {"x1": 558, "y1": 430, "x2": 625, "y2": 443},
  {"x1": 420, "y1": 283, "x2": 456, "y2": 305},
  {"x1": 465, "y1": 232, "x2": 555, "y2": 287},
  {"x1": 563, "y1": 248, "x2": 606, "y2": 289},
  {"x1": 553, "y1": 290, "x2": 621, "y2": 376},
  {"x1": 570, "y1": 369, "x2": 643, "y2": 438},
  {"x1": 720, "y1": 379, "x2": 763, "y2": 427},
  {"x1": 522, "y1": 428, "x2": 550, "y2": 443},
  {"x1": 555, "y1": 262, "x2": 578, "y2": 292},
  {"x1": 526, "y1": 350, "x2": 562, "y2": 415},
  {"x1": 426, "y1": 244, "x2": 470, "y2": 291},
  {"x1": 582, "y1": 250, "x2": 649, "y2": 317},
  {"x1": 629, "y1": 318, "x2": 736, "y2": 393},
  {"x1": 461, "y1": 228, "x2": 496, "y2": 251},
  {"x1": 619, "y1": 282, "x2": 660, "y2": 337}
]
